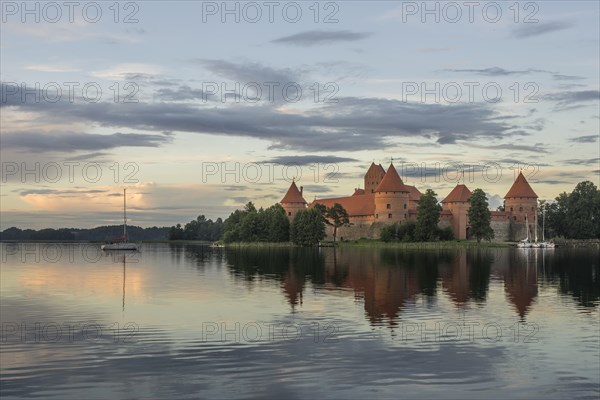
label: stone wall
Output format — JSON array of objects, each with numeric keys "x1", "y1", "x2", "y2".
[{"x1": 490, "y1": 220, "x2": 510, "y2": 242}]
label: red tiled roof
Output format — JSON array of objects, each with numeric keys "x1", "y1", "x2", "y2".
[
  {"x1": 441, "y1": 184, "x2": 472, "y2": 203},
  {"x1": 504, "y1": 172, "x2": 538, "y2": 198},
  {"x1": 310, "y1": 194, "x2": 375, "y2": 217},
  {"x1": 405, "y1": 185, "x2": 422, "y2": 201},
  {"x1": 281, "y1": 181, "x2": 306, "y2": 204},
  {"x1": 375, "y1": 164, "x2": 409, "y2": 193},
  {"x1": 353, "y1": 188, "x2": 365, "y2": 196},
  {"x1": 366, "y1": 162, "x2": 385, "y2": 176}
]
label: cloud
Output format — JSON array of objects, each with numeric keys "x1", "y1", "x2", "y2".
[
  {"x1": 18, "y1": 188, "x2": 108, "y2": 196},
  {"x1": 553, "y1": 74, "x2": 586, "y2": 81},
  {"x1": 2, "y1": 83, "x2": 534, "y2": 152},
  {"x1": 2, "y1": 132, "x2": 172, "y2": 153},
  {"x1": 24, "y1": 64, "x2": 80, "y2": 73},
  {"x1": 263, "y1": 155, "x2": 359, "y2": 166},
  {"x1": 543, "y1": 90, "x2": 600, "y2": 110},
  {"x1": 443, "y1": 67, "x2": 548, "y2": 76},
  {"x1": 463, "y1": 142, "x2": 549, "y2": 154},
  {"x1": 561, "y1": 158, "x2": 599, "y2": 166},
  {"x1": 272, "y1": 30, "x2": 371, "y2": 46},
  {"x1": 155, "y1": 86, "x2": 211, "y2": 102},
  {"x1": 568, "y1": 135, "x2": 598, "y2": 143},
  {"x1": 511, "y1": 21, "x2": 574, "y2": 39},
  {"x1": 192, "y1": 59, "x2": 300, "y2": 85}
]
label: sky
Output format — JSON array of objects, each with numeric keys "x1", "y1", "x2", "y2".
[{"x1": 1, "y1": 0, "x2": 599, "y2": 229}]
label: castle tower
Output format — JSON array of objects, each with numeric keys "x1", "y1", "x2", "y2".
[
  {"x1": 441, "y1": 184, "x2": 472, "y2": 239},
  {"x1": 280, "y1": 181, "x2": 307, "y2": 221},
  {"x1": 504, "y1": 172, "x2": 538, "y2": 240},
  {"x1": 374, "y1": 163, "x2": 410, "y2": 223},
  {"x1": 364, "y1": 162, "x2": 386, "y2": 194}
]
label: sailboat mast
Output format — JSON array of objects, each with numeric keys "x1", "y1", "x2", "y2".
[
  {"x1": 542, "y1": 208, "x2": 546, "y2": 242},
  {"x1": 123, "y1": 188, "x2": 127, "y2": 240}
]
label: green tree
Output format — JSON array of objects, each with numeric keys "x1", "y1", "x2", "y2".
[
  {"x1": 566, "y1": 181, "x2": 600, "y2": 239},
  {"x1": 290, "y1": 208, "x2": 326, "y2": 246},
  {"x1": 315, "y1": 203, "x2": 350, "y2": 243},
  {"x1": 468, "y1": 188, "x2": 494, "y2": 243},
  {"x1": 265, "y1": 204, "x2": 290, "y2": 242},
  {"x1": 168, "y1": 223, "x2": 184, "y2": 240},
  {"x1": 415, "y1": 189, "x2": 442, "y2": 241}
]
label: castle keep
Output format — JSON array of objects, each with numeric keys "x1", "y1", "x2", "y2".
[{"x1": 280, "y1": 162, "x2": 538, "y2": 242}]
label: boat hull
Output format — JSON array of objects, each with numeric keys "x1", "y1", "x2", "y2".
[{"x1": 101, "y1": 243, "x2": 139, "y2": 251}]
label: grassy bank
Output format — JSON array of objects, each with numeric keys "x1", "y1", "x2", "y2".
[{"x1": 335, "y1": 239, "x2": 513, "y2": 249}]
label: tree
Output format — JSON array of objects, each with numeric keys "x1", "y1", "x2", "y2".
[
  {"x1": 168, "y1": 223, "x2": 184, "y2": 240},
  {"x1": 468, "y1": 188, "x2": 494, "y2": 243},
  {"x1": 415, "y1": 189, "x2": 442, "y2": 241},
  {"x1": 315, "y1": 203, "x2": 350, "y2": 243},
  {"x1": 290, "y1": 208, "x2": 326, "y2": 246},
  {"x1": 265, "y1": 204, "x2": 290, "y2": 242},
  {"x1": 566, "y1": 181, "x2": 600, "y2": 239},
  {"x1": 543, "y1": 181, "x2": 600, "y2": 239}
]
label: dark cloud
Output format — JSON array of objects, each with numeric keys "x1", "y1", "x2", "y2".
[
  {"x1": 562, "y1": 158, "x2": 600, "y2": 166},
  {"x1": 544, "y1": 90, "x2": 600, "y2": 110},
  {"x1": 272, "y1": 30, "x2": 371, "y2": 46},
  {"x1": 511, "y1": 21, "x2": 574, "y2": 39},
  {"x1": 553, "y1": 74, "x2": 586, "y2": 81},
  {"x1": 155, "y1": 86, "x2": 210, "y2": 102},
  {"x1": 443, "y1": 67, "x2": 548, "y2": 76},
  {"x1": 2, "y1": 131, "x2": 172, "y2": 153},
  {"x1": 65, "y1": 152, "x2": 110, "y2": 161},
  {"x1": 191, "y1": 59, "x2": 299, "y2": 84},
  {"x1": 263, "y1": 155, "x2": 358, "y2": 166},
  {"x1": 568, "y1": 135, "x2": 598, "y2": 143},
  {"x1": 2, "y1": 82, "x2": 532, "y2": 153},
  {"x1": 17, "y1": 188, "x2": 108, "y2": 196}
]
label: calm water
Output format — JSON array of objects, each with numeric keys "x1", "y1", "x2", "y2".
[{"x1": 1, "y1": 243, "x2": 598, "y2": 399}]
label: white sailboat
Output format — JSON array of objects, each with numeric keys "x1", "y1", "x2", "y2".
[
  {"x1": 517, "y1": 213, "x2": 532, "y2": 248},
  {"x1": 101, "y1": 188, "x2": 139, "y2": 251},
  {"x1": 539, "y1": 208, "x2": 555, "y2": 248},
  {"x1": 531, "y1": 215, "x2": 540, "y2": 248}
]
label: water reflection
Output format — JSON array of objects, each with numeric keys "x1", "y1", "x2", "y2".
[{"x1": 223, "y1": 247, "x2": 599, "y2": 324}]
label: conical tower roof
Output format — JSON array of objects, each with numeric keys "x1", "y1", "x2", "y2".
[
  {"x1": 441, "y1": 184, "x2": 472, "y2": 203},
  {"x1": 281, "y1": 181, "x2": 306, "y2": 204},
  {"x1": 366, "y1": 162, "x2": 385, "y2": 176},
  {"x1": 374, "y1": 163, "x2": 408, "y2": 193},
  {"x1": 505, "y1": 172, "x2": 538, "y2": 198}
]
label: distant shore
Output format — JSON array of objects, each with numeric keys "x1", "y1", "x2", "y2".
[{"x1": 2, "y1": 239, "x2": 599, "y2": 248}]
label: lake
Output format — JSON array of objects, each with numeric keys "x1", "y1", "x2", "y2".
[{"x1": 1, "y1": 243, "x2": 598, "y2": 399}]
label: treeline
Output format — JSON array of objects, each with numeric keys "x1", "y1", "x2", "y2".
[
  {"x1": 169, "y1": 203, "x2": 289, "y2": 243},
  {"x1": 168, "y1": 215, "x2": 224, "y2": 241},
  {"x1": 0, "y1": 226, "x2": 170, "y2": 241},
  {"x1": 542, "y1": 181, "x2": 600, "y2": 239},
  {"x1": 170, "y1": 202, "x2": 327, "y2": 246}
]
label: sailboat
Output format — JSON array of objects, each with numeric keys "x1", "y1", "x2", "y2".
[
  {"x1": 517, "y1": 213, "x2": 532, "y2": 248},
  {"x1": 531, "y1": 215, "x2": 540, "y2": 248},
  {"x1": 539, "y1": 208, "x2": 555, "y2": 248},
  {"x1": 101, "y1": 188, "x2": 139, "y2": 251}
]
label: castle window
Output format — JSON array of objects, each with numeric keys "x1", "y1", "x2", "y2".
[
  {"x1": 531, "y1": 207, "x2": 534, "y2": 211},
  {"x1": 386, "y1": 203, "x2": 391, "y2": 209},
  {"x1": 376, "y1": 214, "x2": 378, "y2": 219},
  {"x1": 513, "y1": 216, "x2": 517, "y2": 221},
  {"x1": 404, "y1": 214, "x2": 407, "y2": 219},
  {"x1": 404, "y1": 203, "x2": 407, "y2": 209},
  {"x1": 510, "y1": 207, "x2": 513, "y2": 212},
  {"x1": 519, "y1": 207, "x2": 523, "y2": 212},
  {"x1": 288, "y1": 212, "x2": 291, "y2": 216},
  {"x1": 388, "y1": 213, "x2": 392, "y2": 219}
]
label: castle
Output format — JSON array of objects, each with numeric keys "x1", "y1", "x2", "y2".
[{"x1": 280, "y1": 162, "x2": 539, "y2": 242}]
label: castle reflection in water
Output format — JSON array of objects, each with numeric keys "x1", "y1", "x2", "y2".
[{"x1": 178, "y1": 246, "x2": 599, "y2": 326}]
